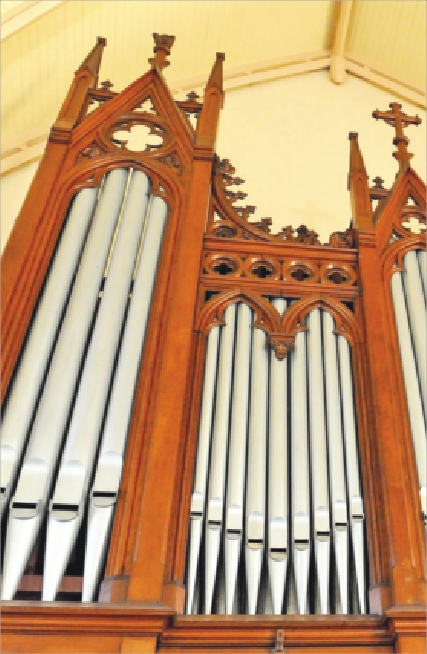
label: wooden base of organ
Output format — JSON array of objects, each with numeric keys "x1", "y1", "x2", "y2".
[{"x1": 1, "y1": 35, "x2": 426, "y2": 653}]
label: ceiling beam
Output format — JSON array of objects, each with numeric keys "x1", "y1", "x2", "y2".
[
  {"x1": 1, "y1": 1, "x2": 65, "y2": 41},
  {"x1": 330, "y1": 1, "x2": 353, "y2": 84}
]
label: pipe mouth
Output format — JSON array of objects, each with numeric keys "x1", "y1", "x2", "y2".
[
  {"x1": 247, "y1": 538, "x2": 264, "y2": 550},
  {"x1": 11, "y1": 500, "x2": 40, "y2": 519},
  {"x1": 294, "y1": 539, "x2": 310, "y2": 551},
  {"x1": 269, "y1": 547, "x2": 287, "y2": 561},
  {"x1": 316, "y1": 530, "x2": 331, "y2": 542},
  {"x1": 226, "y1": 528, "x2": 242, "y2": 541},
  {"x1": 50, "y1": 502, "x2": 80, "y2": 521},
  {"x1": 91, "y1": 490, "x2": 116, "y2": 508}
]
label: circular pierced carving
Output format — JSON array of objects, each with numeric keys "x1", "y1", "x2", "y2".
[
  {"x1": 250, "y1": 259, "x2": 276, "y2": 279},
  {"x1": 320, "y1": 264, "x2": 357, "y2": 286},
  {"x1": 209, "y1": 256, "x2": 239, "y2": 276},
  {"x1": 286, "y1": 261, "x2": 315, "y2": 282},
  {"x1": 111, "y1": 123, "x2": 164, "y2": 152}
]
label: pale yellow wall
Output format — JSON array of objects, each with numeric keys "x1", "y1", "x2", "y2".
[
  {"x1": 1, "y1": 70, "x2": 425, "y2": 251},
  {"x1": 216, "y1": 70, "x2": 426, "y2": 242}
]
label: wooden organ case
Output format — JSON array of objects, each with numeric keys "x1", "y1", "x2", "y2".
[{"x1": 1, "y1": 36, "x2": 426, "y2": 654}]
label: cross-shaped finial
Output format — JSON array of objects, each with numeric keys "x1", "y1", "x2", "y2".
[
  {"x1": 372, "y1": 176, "x2": 385, "y2": 189},
  {"x1": 186, "y1": 90, "x2": 200, "y2": 102},
  {"x1": 372, "y1": 102, "x2": 421, "y2": 168},
  {"x1": 100, "y1": 80, "x2": 113, "y2": 91}
]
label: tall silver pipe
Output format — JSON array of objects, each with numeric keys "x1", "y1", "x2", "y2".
[
  {"x1": 204, "y1": 304, "x2": 236, "y2": 614},
  {"x1": 224, "y1": 303, "x2": 252, "y2": 614},
  {"x1": 0, "y1": 186, "x2": 98, "y2": 518},
  {"x1": 245, "y1": 325, "x2": 268, "y2": 615},
  {"x1": 43, "y1": 171, "x2": 151, "y2": 601},
  {"x1": 307, "y1": 309, "x2": 330, "y2": 614},
  {"x1": 1, "y1": 169, "x2": 129, "y2": 602},
  {"x1": 83, "y1": 194, "x2": 168, "y2": 602}
]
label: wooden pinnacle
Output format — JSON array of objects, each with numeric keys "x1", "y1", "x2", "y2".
[
  {"x1": 372, "y1": 102, "x2": 422, "y2": 168},
  {"x1": 149, "y1": 33, "x2": 175, "y2": 71}
]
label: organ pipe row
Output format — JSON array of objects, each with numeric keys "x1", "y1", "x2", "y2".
[
  {"x1": 391, "y1": 250, "x2": 427, "y2": 520},
  {"x1": 186, "y1": 302, "x2": 367, "y2": 615},
  {"x1": 1, "y1": 168, "x2": 168, "y2": 601}
]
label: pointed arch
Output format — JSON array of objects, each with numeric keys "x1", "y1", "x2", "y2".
[
  {"x1": 281, "y1": 295, "x2": 362, "y2": 347},
  {"x1": 195, "y1": 289, "x2": 281, "y2": 336}
]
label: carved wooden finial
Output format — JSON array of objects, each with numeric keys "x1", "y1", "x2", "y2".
[
  {"x1": 372, "y1": 102, "x2": 421, "y2": 169},
  {"x1": 149, "y1": 33, "x2": 175, "y2": 71}
]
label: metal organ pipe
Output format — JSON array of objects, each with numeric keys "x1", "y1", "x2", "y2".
[
  {"x1": 204, "y1": 304, "x2": 236, "y2": 614},
  {"x1": 323, "y1": 311, "x2": 349, "y2": 614},
  {"x1": 307, "y1": 309, "x2": 330, "y2": 615},
  {"x1": 401, "y1": 251, "x2": 427, "y2": 413},
  {"x1": 43, "y1": 170, "x2": 151, "y2": 601},
  {"x1": 186, "y1": 327, "x2": 220, "y2": 614},
  {"x1": 391, "y1": 259, "x2": 427, "y2": 519},
  {"x1": 225, "y1": 303, "x2": 252, "y2": 614},
  {"x1": 417, "y1": 250, "x2": 427, "y2": 301},
  {"x1": 0, "y1": 187, "x2": 98, "y2": 519},
  {"x1": 185, "y1": 300, "x2": 368, "y2": 616},
  {"x1": 290, "y1": 328, "x2": 310, "y2": 615},
  {"x1": 1, "y1": 169, "x2": 129, "y2": 602},
  {"x1": 268, "y1": 298, "x2": 288, "y2": 615},
  {"x1": 82, "y1": 194, "x2": 168, "y2": 602},
  {"x1": 337, "y1": 336, "x2": 366, "y2": 614},
  {"x1": 245, "y1": 322, "x2": 269, "y2": 615}
]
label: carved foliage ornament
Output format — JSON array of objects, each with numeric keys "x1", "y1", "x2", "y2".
[{"x1": 196, "y1": 290, "x2": 359, "y2": 360}]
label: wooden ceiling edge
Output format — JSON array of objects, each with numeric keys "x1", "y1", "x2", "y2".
[
  {"x1": 1, "y1": 52, "x2": 425, "y2": 176},
  {"x1": 0, "y1": 0, "x2": 65, "y2": 39}
]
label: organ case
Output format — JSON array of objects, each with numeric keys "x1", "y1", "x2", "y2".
[{"x1": 1, "y1": 35, "x2": 426, "y2": 654}]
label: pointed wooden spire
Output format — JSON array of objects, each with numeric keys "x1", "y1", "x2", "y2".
[
  {"x1": 348, "y1": 132, "x2": 373, "y2": 232},
  {"x1": 206, "y1": 52, "x2": 225, "y2": 97},
  {"x1": 80, "y1": 36, "x2": 106, "y2": 81},
  {"x1": 51, "y1": 37, "x2": 107, "y2": 143},
  {"x1": 196, "y1": 53, "x2": 225, "y2": 155}
]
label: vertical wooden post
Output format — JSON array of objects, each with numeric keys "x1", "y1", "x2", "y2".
[
  {"x1": 1, "y1": 38, "x2": 106, "y2": 401},
  {"x1": 111, "y1": 54, "x2": 225, "y2": 609},
  {"x1": 348, "y1": 133, "x2": 424, "y2": 612}
]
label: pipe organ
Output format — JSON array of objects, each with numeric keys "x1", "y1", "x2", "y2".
[{"x1": 1, "y1": 35, "x2": 426, "y2": 654}]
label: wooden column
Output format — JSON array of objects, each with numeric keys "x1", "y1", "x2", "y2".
[
  {"x1": 348, "y1": 133, "x2": 424, "y2": 613},
  {"x1": 101, "y1": 54, "x2": 225, "y2": 610}
]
